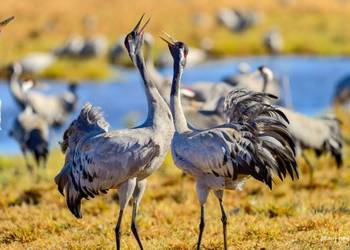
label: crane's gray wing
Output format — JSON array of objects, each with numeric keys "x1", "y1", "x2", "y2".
[
  {"x1": 224, "y1": 89, "x2": 287, "y2": 124},
  {"x1": 55, "y1": 130, "x2": 159, "y2": 218},
  {"x1": 175, "y1": 122, "x2": 297, "y2": 189},
  {"x1": 175, "y1": 89, "x2": 298, "y2": 188}
]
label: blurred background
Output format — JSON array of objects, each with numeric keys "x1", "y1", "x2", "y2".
[
  {"x1": 1, "y1": 1, "x2": 350, "y2": 249},
  {"x1": 1, "y1": 0, "x2": 350, "y2": 154}
]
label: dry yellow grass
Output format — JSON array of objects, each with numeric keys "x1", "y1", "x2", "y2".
[{"x1": 0, "y1": 109, "x2": 350, "y2": 249}]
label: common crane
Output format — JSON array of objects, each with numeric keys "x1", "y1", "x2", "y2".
[
  {"x1": 55, "y1": 15, "x2": 173, "y2": 250},
  {"x1": 9, "y1": 63, "x2": 78, "y2": 127},
  {"x1": 9, "y1": 105, "x2": 49, "y2": 170},
  {"x1": 264, "y1": 28, "x2": 284, "y2": 55},
  {"x1": 161, "y1": 35, "x2": 298, "y2": 250},
  {"x1": 222, "y1": 66, "x2": 280, "y2": 97},
  {"x1": 258, "y1": 66, "x2": 343, "y2": 183},
  {"x1": 217, "y1": 9, "x2": 260, "y2": 33}
]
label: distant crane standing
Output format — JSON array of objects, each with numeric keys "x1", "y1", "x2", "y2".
[
  {"x1": 263, "y1": 28, "x2": 284, "y2": 55},
  {"x1": 222, "y1": 66, "x2": 281, "y2": 97},
  {"x1": 161, "y1": 35, "x2": 298, "y2": 250},
  {"x1": 185, "y1": 97, "x2": 226, "y2": 129},
  {"x1": 9, "y1": 105, "x2": 49, "y2": 170},
  {"x1": 9, "y1": 63, "x2": 78, "y2": 128},
  {"x1": 258, "y1": 66, "x2": 343, "y2": 183},
  {"x1": 55, "y1": 15, "x2": 173, "y2": 250}
]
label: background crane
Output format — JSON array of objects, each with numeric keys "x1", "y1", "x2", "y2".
[
  {"x1": 8, "y1": 62, "x2": 78, "y2": 128},
  {"x1": 9, "y1": 105, "x2": 49, "y2": 171},
  {"x1": 257, "y1": 66, "x2": 343, "y2": 183}
]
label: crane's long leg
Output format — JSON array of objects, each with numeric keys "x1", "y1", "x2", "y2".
[
  {"x1": 21, "y1": 147, "x2": 33, "y2": 172},
  {"x1": 196, "y1": 181, "x2": 209, "y2": 250},
  {"x1": 214, "y1": 190, "x2": 228, "y2": 250},
  {"x1": 115, "y1": 178, "x2": 137, "y2": 250},
  {"x1": 41, "y1": 154, "x2": 48, "y2": 169},
  {"x1": 302, "y1": 151, "x2": 315, "y2": 184},
  {"x1": 197, "y1": 205, "x2": 205, "y2": 250},
  {"x1": 131, "y1": 179, "x2": 147, "y2": 250}
]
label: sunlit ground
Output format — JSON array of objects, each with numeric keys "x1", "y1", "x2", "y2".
[{"x1": 0, "y1": 109, "x2": 349, "y2": 249}]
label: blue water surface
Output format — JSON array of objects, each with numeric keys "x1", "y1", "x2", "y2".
[{"x1": 0, "y1": 55, "x2": 349, "y2": 154}]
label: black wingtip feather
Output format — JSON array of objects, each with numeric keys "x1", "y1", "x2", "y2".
[{"x1": 223, "y1": 89, "x2": 299, "y2": 188}]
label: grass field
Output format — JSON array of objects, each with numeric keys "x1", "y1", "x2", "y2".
[
  {"x1": 0, "y1": 109, "x2": 349, "y2": 249},
  {"x1": 1, "y1": 0, "x2": 350, "y2": 79}
]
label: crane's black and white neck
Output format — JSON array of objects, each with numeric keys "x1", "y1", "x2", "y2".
[
  {"x1": 163, "y1": 38, "x2": 190, "y2": 133},
  {"x1": 125, "y1": 17, "x2": 171, "y2": 128}
]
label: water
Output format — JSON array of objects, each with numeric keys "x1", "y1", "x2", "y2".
[{"x1": 1, "y1": 55, "x2": 349, "y2": 154}]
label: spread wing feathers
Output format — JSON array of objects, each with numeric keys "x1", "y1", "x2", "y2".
[
  {"x1": 55, "y1": 103, "x2": 159, "y2": 219},
  {"x1": 55, "y1": 134, "x2": 160, "y2": 219},
  {"x1": 60, "y1": 103, "x2": 109, "y2": 153},
  {"x1": 178, "y1": 120, "x2": 298, "y2": 189},
  {"x1": 223, "y1": 89, "x2": 288, "y2": 124},
  {"x1": 176, "y1": 89, "x2": 298, "y2": 188}
]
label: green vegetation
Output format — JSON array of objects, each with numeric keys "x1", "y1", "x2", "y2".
[
  {"x1": 41, "y1": 58, "x2": 112, "y2": 81},
  {"x1": 0, "y1": 109, "x2": 349, "y2": 249}
]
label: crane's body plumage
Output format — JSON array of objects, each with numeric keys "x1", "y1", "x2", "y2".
[
  {"x1": 161, "y1": 37, "x2": 298, "y2": 249},
  {"x1": 9, "y1": 63, "x2": 78, "y2": 127},
  {"x1": 222, "y1": 69, "x2": 280, "y2": 97},
  {"x1": 55, "y1": 103, "x2": 173, "y2": 218},
  {"x1": 25, "y1": 89, "x2": 77, "y2": 126},
  {"x1": 254, "y1": 66, "x2": 343, "y2": 169},
  {"x1": 279, "y1": 107, "x2": 343, "y2": 165},
  {"x1": 9, "y1": 106, "x2": 49, "y2": 169},
  {"x1": 55, "y1": 16, "x2": 173, "y2": 249}
]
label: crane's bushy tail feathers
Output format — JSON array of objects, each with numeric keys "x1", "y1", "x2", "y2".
[
  {"x1": 55, "y1": 163, "x2": 83, "y2": 218},
  {"x1": 56, "y1": 103, "x2": 110, "y2": 218},
  {"x1": 60, "y1": 102, "x2": 109, "y2": 153},
  {"x1": 224, "y1": 89, "x2": 299, "y2": 188}
]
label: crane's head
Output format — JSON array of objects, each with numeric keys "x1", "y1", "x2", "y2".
[
  {"x1": 9, "y1": 62, "x2": 23, "y2": 77},
  {"x1": 124, "y1": 14, "x2": 150, "y2": 64},
  {"x1": 160, "y1": 33, "x2": 188, "y2": 68},
  {"x1": 0, "y1": 16, "x2": 14, "y2": 33},
  {"x1": 21, "y1": 79, "x2": 35, "y2": 93},
  {"x1": 258, "y1": 65, "x2": 274, "y2": 82}
]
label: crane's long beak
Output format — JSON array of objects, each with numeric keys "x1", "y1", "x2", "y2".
[
  {"x1": 160, "y1": 32, "x2": 176, "y2": 48},
  {"x1": 132, "y1": 14, "x2": 150, "y2": 35},
  {"x1": 0, "y1": 16, "x2": 14, "y2": 32}
]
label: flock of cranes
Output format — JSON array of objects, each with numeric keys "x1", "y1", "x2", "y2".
[
  {"x1": 0, "y1": 14, "x2": 348, "y2": 249},
  {"x1": 7, "y1": 61, "x2": 78, "y2": 170},
  {"x1": 53, "y1": 15, "x2": 343, "y2": 250}
]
